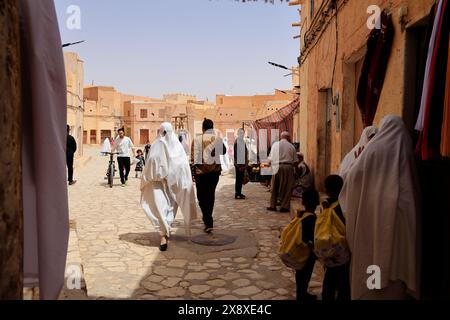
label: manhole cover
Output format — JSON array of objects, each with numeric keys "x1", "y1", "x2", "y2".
[{"x1": 191, "y1": 233, "x2": 237, "y2": 246}]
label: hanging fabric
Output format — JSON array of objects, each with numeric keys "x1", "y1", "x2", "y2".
[
  {"x1": 415, "y1": 0, "x2": 444, "y2": 132},
  {"x1": 251, "y1": 98, "x2": 299, "y2": 148},
  {"x1": 441, "y1": 35, "x2": 450, "y2": 158},
  {"x1": 356, "y1": 10, "x2": 395, "y2": 128},
  {"x1": 20, "y1": 0, "x2": 70, "y2": 300},
  {"x1": 416, "y1": 0, "x2": 450, "y2": 160}
]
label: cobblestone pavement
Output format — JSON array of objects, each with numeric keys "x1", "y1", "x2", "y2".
[{"x1": 65, "y1": 146, "x2": 324, "y2": 300}]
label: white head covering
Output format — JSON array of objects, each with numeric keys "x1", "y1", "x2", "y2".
[
  {"x1": 100, "y1": 138, "x2": 111, "y2": 155},
  {"x1": 159, "y1": 122, "x2": 191, "y2": 188},
  {"x1": 338, "y1": 126, "x2": 378, "y2": 179},
  {"x1": 178, "y1": 130, "x2": 191, "y2": 156},
  {"x1": 339, "y1": 115, "x2": 420, "y2": 299}
]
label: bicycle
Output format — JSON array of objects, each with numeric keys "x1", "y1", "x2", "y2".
[{"x1": 104, "y1": 152, "x2": 119, "y2": 188}]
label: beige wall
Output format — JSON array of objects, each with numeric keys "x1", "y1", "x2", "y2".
[
  {"x1": 213, "y1": 91, "x2": 293, "y2": 137},
  {"x1": 295, "y1": 0, "x2": 434, "y2": 189},
  {"x1": 64, "y1": 51, "x2": 84, "y2": 156},
  {"x1": 0, "y1": 0, "x2": 23, "y2": 299}
]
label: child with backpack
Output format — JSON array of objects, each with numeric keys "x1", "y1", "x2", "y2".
[
  {"x1": 278, "y1": 189, "x2": 320, "y2": 302},
  {"x1": 295, "y1": 189, "x2": 320, "y2": 302},
  {"x1": 317, "y1": 175, "x2": 351, "y2": 301}
]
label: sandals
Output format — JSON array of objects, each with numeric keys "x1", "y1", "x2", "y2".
[{"x1": 204, "y1": 227, "x2": 213, "y2": 234}]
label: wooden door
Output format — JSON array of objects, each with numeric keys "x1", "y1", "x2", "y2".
[{"x1": 140, "y1": 129, "x2": 149, "y2": 145}]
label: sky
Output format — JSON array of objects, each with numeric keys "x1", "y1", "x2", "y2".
[{"x1": 55, "y1": 0, "x2": 299, "y2": 101}]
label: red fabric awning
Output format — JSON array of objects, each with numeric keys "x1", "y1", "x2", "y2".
[{"x1": 250, "y1": 98, "x2": 299, "y2": 145}]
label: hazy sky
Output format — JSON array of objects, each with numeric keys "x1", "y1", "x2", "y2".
[{"x1": 55, "y1": 0, "x2": 299, "y2": 101}]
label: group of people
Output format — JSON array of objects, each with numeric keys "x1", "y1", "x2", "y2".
[
  {"x1": 289, "y1": 115, "x2": 420, "y2": 301},
  {"x1": 70, "y1": 114, "x2": 419, "y2": 301},
  {"x1": 99, "y1": 129, "x2": 147, "y2": 182}
]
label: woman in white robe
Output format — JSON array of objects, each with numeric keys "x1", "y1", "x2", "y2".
[
  {"x1": 339, "y1": 115, "x2": 421, "y2": 300},
  {"x1": 178, "y1": 130, "x2": 191, "y2": 156},
  {"x1": 100, "y1": 137, "x2": 112, "y2": 155},
  {"x1": 141, "y1": 123, "x2": 197, "y2": 251},
  {"x1": 338, "y1": 126, "x2": 378, "y2": 180}
]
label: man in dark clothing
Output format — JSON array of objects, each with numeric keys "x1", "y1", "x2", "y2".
[
  {"x1": 66, "y1": 125, "x2": 77, "y2": 186},
  {"x1": 144, "y1": 141, "x2": 151, "y2": 160},
  {"x1": 321, "y1": 175, "x2": 351, "y2": 302},
  {"x1": 234, "y1": 128, "x2": 248, "y2": 199},
  {"x1": 191, "y1": 119, "x2": 227, "y2": 233}
]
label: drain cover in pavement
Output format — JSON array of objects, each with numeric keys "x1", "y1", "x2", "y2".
[{"x1": 190, "y1": 233, "x2": 237, "y2": 246}]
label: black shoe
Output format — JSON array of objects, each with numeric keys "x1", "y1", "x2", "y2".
[
  {"x1": 159, "y1": 237, "x2": 168, "y2": 251},
  {"x1": 235, "y1": 194, "x2": 246, "y2": 200},
  {"x1": 280, "y1": 208, "x2": 290, "y2": 213},
  {"x1": 267, "y1": 207, "x2": 278, "y2": 212},
  {"x1": 298, "y1": 293, "x2": 318, "y2": 302}
]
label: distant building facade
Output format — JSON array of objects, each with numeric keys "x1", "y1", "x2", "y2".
[
  {"x1": 82, "y1": 88, "x2": 294, "y2": 146},
  {"x1": 64, "y1": 51, "x2": 84, "y2": 156}
]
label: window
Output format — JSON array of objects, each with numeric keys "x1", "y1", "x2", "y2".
[{"x1": 140, "y1": 109, "x2": 148, "y2": 119}]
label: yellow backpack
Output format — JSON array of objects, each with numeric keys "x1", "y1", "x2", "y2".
[
  {"x1": 278, "y1": 213, "x2": 314, "y2": 270},
  {"x1": 314, "y1": 202, "x2": 350, "y2": 267}
]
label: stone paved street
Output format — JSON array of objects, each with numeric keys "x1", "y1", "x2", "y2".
[{"x1": 64, "y1": 146, "x2": 324, "y2": 300}]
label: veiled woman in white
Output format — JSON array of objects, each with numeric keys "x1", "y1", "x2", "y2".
[
  {"x1": 338, "y1": 125, "x2": 378, "y2": 180},
  {"x1": 339, "y1": 115, "x2": 421, "y2": 300},
  {"x1": 100, "y1": 137, "x2": 111, "y2": 155},
  {"x1": 141, "y1": 123, "x2": 197, "y2": 251}
]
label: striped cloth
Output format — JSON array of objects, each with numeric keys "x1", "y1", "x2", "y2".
[{"x1": 251, "y1": 98, "x2": 299, "y2": 147}]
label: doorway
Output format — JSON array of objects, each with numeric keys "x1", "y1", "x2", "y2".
[
  {"x1": 90, "y1": 130, "x2": 97, "y2": 144},
  {"x1": 140, "y1": 129, "x2": 150, "y2": 145},
  {"x1": 405, "y1": 19, "x2": 450, "y2": 300},
  {"x1": 100, "y1": 130, "x2": 112, "y2": 143},
  {"x1": 353, "y1": 59, "x2": 365, "y2": 145},
  {"x1": 317, "y1": 88, "x2": 334, "y2": 187},
  {"x1": 324, "y1": 89, "x2": 333, "y2": 178}
]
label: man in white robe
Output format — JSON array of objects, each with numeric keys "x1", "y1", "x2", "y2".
[{"x1": 141, "y1": 123, "x2": 197, "y2": 251}]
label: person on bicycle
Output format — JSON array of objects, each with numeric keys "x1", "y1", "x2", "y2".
[{"x1": 112, "y1": 128, "x2": 134, "y2": 186}]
